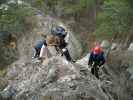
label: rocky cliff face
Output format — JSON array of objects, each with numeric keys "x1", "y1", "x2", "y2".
[
  {"x1": 0, "y1": 57, "x2": 110, "y2": 100},
  {"x1": 17, "y1": 14, "x2": 82, "y2": 61},
  {"x1": 0, "y1": 9, "x2": 133, "y2": 100},
  {"x1": 1, "y1": 50, "x2": 133, "y2": 100}
]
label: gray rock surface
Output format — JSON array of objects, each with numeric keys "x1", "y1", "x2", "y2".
[
  {"x1": 100, "y1": 40, "x2": 110, "y2": 58},
  {"x1": 100, "y1": 40, "x2": 110, "y2": 49},
  {"x1": 76, "y1": 53, "x2": 90, "y2": 69},
  {"x1": 1, "y1": 57, "x2": 110, "y2": 100},
  {"x1": 128, "y1": 43, "x2": 133, "y2": 51},
  {"x1": 17, "y1": 14, "x2": 82, "y2": 62},
  {"x1": 111, "y1": 43, "x2": 119, "y2": 50}
]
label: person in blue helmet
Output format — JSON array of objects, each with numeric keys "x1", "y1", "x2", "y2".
[
  {"x1": 32, "y1": 35, "x2": 47, "y2": 58},
  {"x1": 51, "y1": 26, "x2": 67, "y2": 39},
  {"x1": 51, "y1": 26, "x2": 74, "y2": 62}
]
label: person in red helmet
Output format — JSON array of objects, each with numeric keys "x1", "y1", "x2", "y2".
[{"x1": 88, "y1": 45, "x2": 105, "y2": 79}]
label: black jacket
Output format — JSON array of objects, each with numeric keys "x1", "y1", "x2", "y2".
[{"x1": 88, "y1": 51, "x2": 105, "y2": 66}]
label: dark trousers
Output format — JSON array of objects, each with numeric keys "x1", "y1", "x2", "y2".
[
  {"x1": 55, "y1": 46, "x2": 73, "y2": 62},
  {"x1": 63, "y1": 48, "x2": 72, "y2": 61},
  {"x1": 34, "y1": 48, "x2": 41, "y2": 58},
  {"x1": 91, "y1": 63, "x2": 99, "y2": 79}
]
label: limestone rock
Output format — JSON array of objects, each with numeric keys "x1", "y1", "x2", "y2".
[
  {"x1": 1, "y1": 57, "x2": 109, "y2": 100},
  {"x1": 128, "y1": 43, "x2": 133, "y2": 51}
]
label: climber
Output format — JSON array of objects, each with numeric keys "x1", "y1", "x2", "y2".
[
  {"x1": 35, "y1": 35, "x2": 59, "y2": 61},
  {"x1": 32, "y1": 35, "x2": 47, "y2": 58},
  {"x1": 55, "y1": 36, "x2": 73, "y2": 62},
  {"x1": 88, "y1": 45, "x2": 105, "y2": 79},
  {"x1": 46, "y1": 35, "x2": 59, "y2": 56},
  {"x1": 51, "y1": 25, "x2": 74, "y2": 62},
  {"x1": 51, "y1": 25, "x2": 69, "y2": 45},
  {"x1": 51, "y1": 25, "x2": 67, "y2": 39}
]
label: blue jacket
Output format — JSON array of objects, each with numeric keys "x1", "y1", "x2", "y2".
[
  {"x1": 88, "y1": 51, "x2": 105, "y2": 66},
  {"x1": 34, "y1": 40, "x2": 44, "y2": 49}
]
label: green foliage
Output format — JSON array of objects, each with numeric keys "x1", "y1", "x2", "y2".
[
  {"x1": 0, "y1": 46, "x2": 18, "y2": 67},
  {"x1": 0, "y1": 1, "x2": 35, "y2": 67},
  {"x1": 96, "y1": 0, "x2": 133, "y2": 38},
  {"x1": 0, "y1": 1, "x2": 34, "y2": 33},
  {"x1": 0, "y1": 0, "x2": 7, "y2": 5},
  {"x1": 63, "y1": 0, "x2": 95, "y2": 14},
  {"x1": 31, "y1": 0, "x2": 45, "y2": 9},
  {"x1": 0, "y1": 69, "x2": 6, "y2": 77},
  {"x1": 30, "y1": 0, "x2": 95, "y2": 16}
]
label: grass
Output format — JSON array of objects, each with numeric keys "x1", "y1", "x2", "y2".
[{"x1": 0, "y1": 68, "x2": 7, "y2": 77}]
